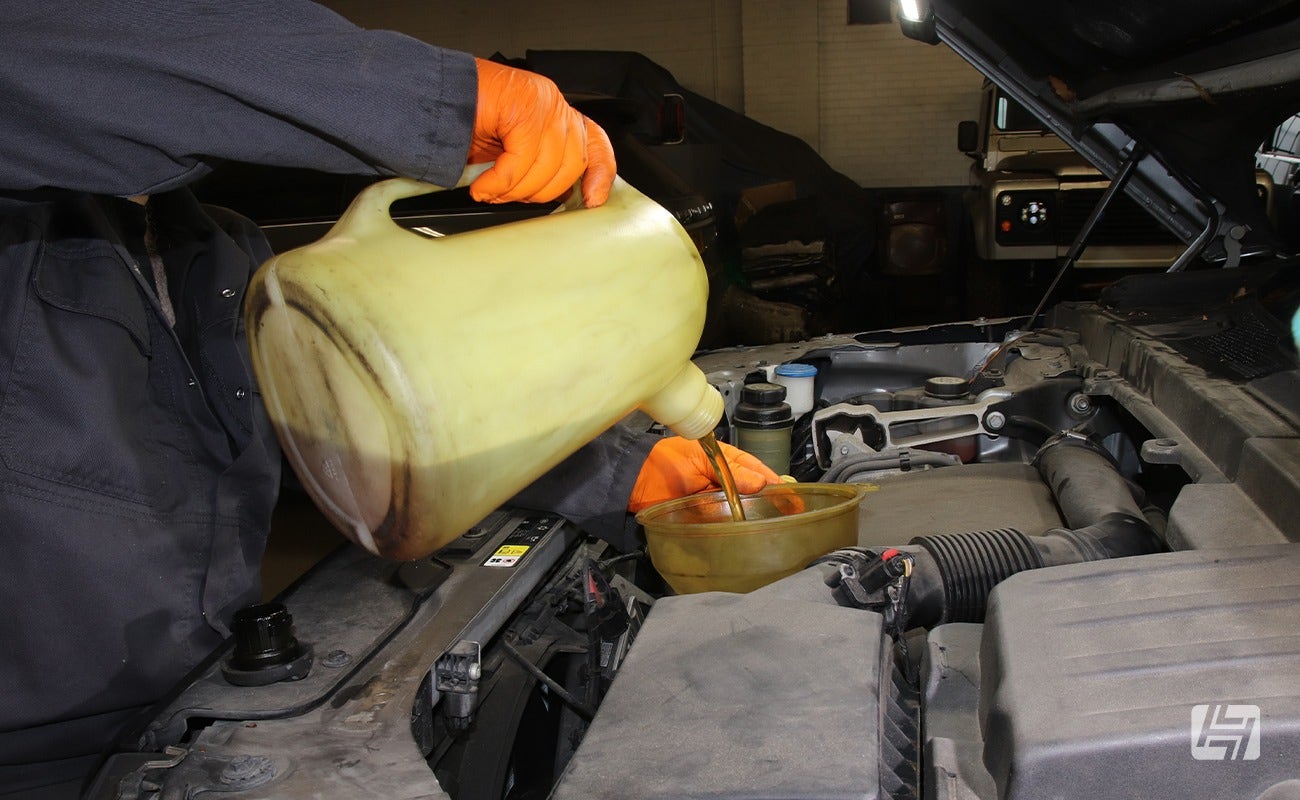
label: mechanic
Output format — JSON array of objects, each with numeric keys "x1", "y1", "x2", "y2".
[{"x1": 0, "y1": 2, "x2": 777, "y2": 796}]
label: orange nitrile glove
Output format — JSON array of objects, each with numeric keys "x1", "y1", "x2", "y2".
[
  {"x1": 628, "y1": 436, "x2": 781, "y2": 513},
  {"x1": 469, "y1": 58, "x2": 616, "y2": 208},
  {"x1": 762, "y1": 482, "x2": 807, "y2": 516}
]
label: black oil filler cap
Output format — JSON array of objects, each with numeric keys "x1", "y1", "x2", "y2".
[{"x1": 221, "y1": 602, "x2": 313, "y2": 686}]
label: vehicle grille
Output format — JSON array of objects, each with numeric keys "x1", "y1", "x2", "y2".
[{"x1": 1054, "y1": 188, "x2": 1181, "y2": 247}]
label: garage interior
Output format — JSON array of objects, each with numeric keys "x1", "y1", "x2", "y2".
[
  {"x1": 205, "y1": 0, "x2": 1108, "y2": 349},
  {"x1": 293, "y1": 0, "x2": 1204, "y2": 335},
  {"x1": 246, "y1": 0, "x2": 1191, "y2": 596},
  {"x1": 30, "y1": 2, "x2": 1299, "y2": 799}
]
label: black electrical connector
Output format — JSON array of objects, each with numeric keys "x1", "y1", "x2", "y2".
[
  {"x1": 434, "y1": 641, "x2": 482, "y2": 732},
  {"x1": 822, "y1": 548, "x2": 914, "y2": 635},
  {"x1": 581, "y1": 561, "x2": 638, "y2": 700}
]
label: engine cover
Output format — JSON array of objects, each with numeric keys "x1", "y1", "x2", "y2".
[
  {"x1": 980, "y1": 544, "x2": 1300, "y2": 800},
  {"x1": 553, "y1": 569, "x2": 915, "y2": 799}
]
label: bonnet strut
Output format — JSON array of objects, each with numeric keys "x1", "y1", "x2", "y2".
[{"x1": 1025, "y1": 144, "x2": 1145, "y2": 330}]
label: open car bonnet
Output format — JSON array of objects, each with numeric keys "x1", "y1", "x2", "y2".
[{"x1": 905, "y1": 0, "x2": 1300, "y2": 265}]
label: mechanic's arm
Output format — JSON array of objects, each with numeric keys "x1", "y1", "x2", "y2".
[
  {"x1": 511, "y1": 423, "x2": 780, "y2": 551},
  {"x1": 1, "y1": 0, "x2": 611, "y2": 205}
]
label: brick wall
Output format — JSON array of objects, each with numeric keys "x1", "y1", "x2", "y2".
[
  {"x1": 737, "y1": 0, "x2": 983, "y2": 186},
  {"x1": 319, "y1": 0, "x2": 984, "y2": 187},
  {"x1": 740, "y1": 0, "x2": 820, "y2": 149},
  {"x1": 816, "y1": 0, "x2": 983, "y2": 187}
]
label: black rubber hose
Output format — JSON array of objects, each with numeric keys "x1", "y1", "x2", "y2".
[
  {"x1": 1033, "y1": 436, "x2": 1165, "y2": 561},
  {"x1": 894, "y1": 435, "x2": 1162, "y2": 626},
  {"x1": 822, "y1": 449, "x2": 959, "y2": 483},
  {"x1": 1035, "y1": 436, "x2": 1146, "y2": 530},
  {"x1": 911, "y1": 529, "x2": 1044, "y2": 624}
]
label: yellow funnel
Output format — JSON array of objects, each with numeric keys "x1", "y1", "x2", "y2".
[{"x1": 245, "y1": 167, "x2": 721, "y2": 560}]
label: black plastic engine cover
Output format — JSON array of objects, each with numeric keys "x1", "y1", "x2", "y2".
[
  {"x1": 552, "y1": 569, "x2": 897, "y2": 799},
  {"x1": 980, "y1": 544, "x2": 1300, "y2": 800}
]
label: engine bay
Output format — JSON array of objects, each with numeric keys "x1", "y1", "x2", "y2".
[{"x1": 89, "y1": 281, "x2": 1300, "y2": 800}]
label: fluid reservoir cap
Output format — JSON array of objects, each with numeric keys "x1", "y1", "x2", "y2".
[
  {"x1": 734, "y1": 382, "x2": 793, "y2": 426},
  {"x1": 925, "y1": 375, "x2": 972, "y2": 399},
  {"x1": 741, "y1": 382, "x2": 787, "y2": 406},
  {"x1": 774, "y1": 363, "x2": 818, "y2": 378}
]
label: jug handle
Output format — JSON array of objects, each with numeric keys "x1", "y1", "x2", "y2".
[{"x1": 329, "y1": 162, "x2": 582, "y2": 241}]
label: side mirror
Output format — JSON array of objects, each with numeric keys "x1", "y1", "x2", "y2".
[
  {"x1": 957, "y1": 120, "x2": 980, "y2": 155},
  {"x1": 658, "y1": 94, "x2": 686, "y2": 145}
]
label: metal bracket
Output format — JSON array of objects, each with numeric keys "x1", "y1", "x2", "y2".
[
  {"x1": 811, "y1": 388, "x2": 1013, "y2": 468},
  {"x1": 113, "y1": 746, "x2": 277, "y2": 799},
  {"x1": 115, "y1": 746, "x2": 187, "y2": 799},
  {"x1": 434, "y1": 640, "x2": 482, "y2": 731}
]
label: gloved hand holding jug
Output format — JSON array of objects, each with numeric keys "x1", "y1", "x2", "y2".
[{"x1": 469, "y1": 58, "x2": 615, "y2": 208}]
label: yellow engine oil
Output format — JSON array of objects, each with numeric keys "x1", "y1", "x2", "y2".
[{"x1": 245, "y1": 166, "x2": 722, "y2": 560}]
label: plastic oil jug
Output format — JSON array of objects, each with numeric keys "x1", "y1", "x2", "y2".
[{"x1": 245, "y1": 166, "x2": 722, "y2": 561}]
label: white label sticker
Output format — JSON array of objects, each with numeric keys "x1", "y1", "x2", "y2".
[{"x1": 483, "y1": 544, "x2": 530, "y2": 568}]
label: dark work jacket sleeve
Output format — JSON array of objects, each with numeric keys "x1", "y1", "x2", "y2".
[
  {"x1": 511, "y1": 419, "x2": 660, "y2": 552},
  {"x1": 1, "y1": 0, "x2": 477, "y2": 195}
]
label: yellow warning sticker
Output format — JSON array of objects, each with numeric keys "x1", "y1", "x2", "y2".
[{"x1": 484, "y1": 544, "x2": 531, "y2": 568}]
